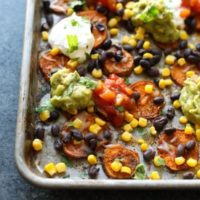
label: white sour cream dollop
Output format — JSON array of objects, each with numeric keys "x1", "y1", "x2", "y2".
[{"x1": 49, "y1": 13, "x2": 95, "y2": 63}]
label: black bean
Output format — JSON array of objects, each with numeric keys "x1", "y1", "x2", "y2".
[
  {"x1": 134, "y1": 55, "x2": 142, "y2": 66},
  {"x1": 103, "y1": 130, "x2": 112, "y2": 139},
  {"x1": 87, "y1": 60, "x2": 96, "y2": 72},
  {"x1": 84, "y1": 133, "x2": 97, "y2": 143},
  {"x1": 164, "y1": 127, "x2": 176, "y2": 135},
  {"x1": 106, "y1": 51, "x2": 115, "y2": 58},
  {"x1": 153, "y1": 97, "x2": 164, "y2": 105},
  {"x1": 99, "y1": 52, "x2": 107, "y2": 64},
  {"x1": 179, "y1": 40, "x2": 188, "y2": 49},
  {"x1": 196, "y1": 43, "x2": 200, "y2": 51},
  {"x1": 51, "y1": 125, "x2": 60, "y2": 137},
  {"x1": 187, "y1": 55, "x2": 199, "y2": 64},
  {"x1": 34, "y1": 127, "x2": 45, "y2": 140},
  {"x1": 95, "y1": 22, "x2": 105, "y2": 32},
  {"x1": 54, "y1": 138, "x2": 63, "y2": 150},
  {"x1": 143, "y1": 148, "x2": 155, "y2": 162},
  {"x1": 113, "y1": 44, "x2": 122, "y2": 50},
  {"x1": 185, "y1": 16, "x2": 196, "y2": 31},
  {"x1": 102, "y1": 39, "x2": 112, "y2": 50},
  {"x1": 153, "y1": 116, "x2": 168, "y2": 132},
  {"x1": 173, "y1": 50, "x2": 182, "y2": 59},
  {"x1": 41, "y1": 22, "x2": 49, "y2": 31},
  {"x1": 183, "y1": 172, "x2": 195, "y2": 179},
  {"x1": 45, "y1": 14, "x2": 53, "y2": 27},
  {"x1": 150, "y1": 49, "x2": 162, "y2": 56},
  {"x1": 88, "y1": 165, "x2": 99, "y2": 179},
  {"x1": 71, "y1": 129, "x2": 83, "y2": 141},
  {"x1": 88, "y1": 138, "x2": 97, "y2": 150},
  {"x1": 166, "y1": 107, "x2": 175, "y2": 119},
  {"x1": 49, "y1": 110, "x2": 60, "y2": 121},
  {"x1": 116, "y1": 8, "x2": 124, "y2": 16},
  {"x1": 96, "y1": 4, "x2": 107, "y2": 15},
  {"x1": 94, "y1": 59, "x2": 101, "y2": 69},
  {"x1": 115, "y1": 50, "x2": 123, "y2": 62},
  {"x1": 139, "y1": 59, "x2": 150, "y2": 69},
  {"x1": 62, "y1": 132, "x2": 72, "y2": 144},
  {"x1": 123, "y1": 44, "x2": 134, "y2": 52},
  {"x1": 192, "y1": 50, "x2": 200, "y2": 57},
  {"x1": 43, "y1": 0, "x2": 51, "y2": 13},
  {"x1": 76, "y1": 66, "x2": 87, "y2": 76},
  {"x1": 164, "y1": 48, "x2": 172, "y2": 55},
  {"x1": 146, "y1": 67, "x2": 160, "y2": 77},
  {"x1": 136, "y1": 40, "x2": 144, "y2": 50},
  {"x1": 183, "y1": 48, "x2": 192, "y2": 58},
  {"x1": 176, "y1": 144, "x2": 185, "y2": 157},
  {"x1": 132, "y1": 92, "x2": 140, "y2": 101},
  {"x1": 185, "y1": 140, "x2": 196, "y2": 151},
  {"x1": 150, "y1": 55, "x2": 161, "y2": 65},
  {"x1": 123, "y1": 20, "x2": 134, "y2": 32},
  {"x1": 138, "y1": 49, "x2": 147, "y2": 56},
  {"x1": 170, "y1": 93, "x2": 180, "y2": 101}
]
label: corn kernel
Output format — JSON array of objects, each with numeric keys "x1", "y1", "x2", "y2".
[
  {"x1": 175, "y1": 157, "x2": 185, "y2": 165},
  {"x1": 150, "y1": 171, "x2": 160, "y2": 180},
  {"x1": 121, "y1": 131, "x2": 133, "y2": 142},
  {"x1": 184, "y1": 124, "x2": 194, "y2": 135},
  {"x1": 125, "y1": 111, "x2": 134, "y2": 122},
  {"x1": 138, "y1": 117, "x2": 148, "y2": 127},
  {"x1": 173, "y1": 100, "x2": 181, "y2": 109},
  {"x1": 41, "y1": 31, "x2": 48, "y2": 41},
  {"x1": 179, "y1": 116, "x2": 188, "y2": 124},
  {"x1": 128, "y1": 39, "x2": 137, "y2": 47},
  {"x1": 196, "y1": 170, "x2": 200, "y2": 179},
  {"x1": 150, "y1": 126, "x2": 157, "y2": 136},
  {"x1": 111, "y1": 160, "x2": 122, "y2": 172},
  {"x1": 137, "y1": 138, "x2": 145, "y2": 144},
  {"x1": 87, "y1": 106, "x2": 94, "y2": 113},
  {"x1": 188, "y1": 43, "x2": 195, "y2": 49},
  {"x1": 110, "y1": 28, "x2": 119, "y2": 37},
  {"x1": 158, "y1": 79, "x2": 166, "y2": 89},
  {"x1": 196, "y1": 129, "x2": 200, "y2": 142},
  {"x1": 130, "y1": 118, "x2": 139, "y2": 128},
  {"x1": 186, "y1": 70, "x2": 195, "y2": 78},
  {"x1": 180, "y1": 30, "x2": 188, "y2": 40},
  {"x1": 125, "y1": 1, "x2": 135, "y2": 9},
  {"x1": 108, "y1": 18, "x2": 118, "y2": 28},
  {"x1": 50, "y1": 47, "x2": 60, "y2": 56},
  {"x1": 144, "y1": 84, "x2": 153, "y2": 94},
  {"x1": 120, "y1": 166, "x2": 131, "y2": 174},
  {"x1": 91, "y1": 68, "x2": 103, "y2": 78},
  {"x1": 123, "y1": 9, "x2": 134, "y2": 19},
  {"x1": 89, "y1": 124, "x2": 102, "y2": 134},
  {"x1": 116, "y1": 3, "x2": 123, "y2": 10},
  {"x1": 140, "y1": 143, "x2": 148, "y2": 152},
  {"x1": 32, "y1": 139, "x2": 43, "y2": 151},
  {"x1": 161, "y1": 68, "x2": 170, "y2": 77},
  {"x1": 165, "y1": 79, "x2": 173, "y2": 87},
  {"x1": 177, "y1": 58, "x2": 186, "y2": 66},
  {"x1": 143, "y1": 41, "x2": 151, "y2": 50},
  {"x1": 153, "y1": 156, "x2": 165, "y2": 167},
  {"x1": 186, "y1": 158, "x2": 197, "y2": 168},
  {"x1": 165, "y1": 55, "x2": 176, "y2": 65},
  {"x1": 143, "y1": 53, "x2": 153, "y2": 59},
  {"x1": 39, "y1": 110, "x2": 50, "y2": 122},
  {"x1": 72, "y1": 118, "x2": 83, "y2": 129},
  {"x1": 134, "y1": 65, "x2": 143, "y2": 75},
  {"x1": 95, "y1": 117, "x2": 106, "y2": 126},
  {"x1": 123, "y1": 124, "x2": 133, "y2": 132},
  {"x1": 87, "y1": 154, "x2": 97, "y2": 165},
  {"x1": 67, "y1": 7, "x2": 74, "y2": 16},
  {"x1": 136, "y1": 27, "x2": 145, "y2": 35},
  {"x1": 55, "y1": 162, "x2": 67, "y2": 173},
  {"x1": 122, "y1": 35, "x2": 130, "y2": 44},
  {"x1": 91, "y1": 53, "x2": 99, "y2": 60},
  {"x1": 44, "y1": 163, "x2": 57, "y2": 177},
  {"x1": 67, "y1": 59, "x2": 79, "y2": 69}
]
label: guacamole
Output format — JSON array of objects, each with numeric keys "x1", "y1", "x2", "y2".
[
  {"x1": 179, "y1": 76, "x2": 200, "y2": 125},
  {"x1": 50, "y1": 68, "x2": 97, "y2": 113},
  {"x1": 131, "y1": 0, "x2": 180, "y2": 43}
]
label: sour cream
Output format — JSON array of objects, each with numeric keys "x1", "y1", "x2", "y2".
[{"x1": 49, "y1": 13, "x2": 95, "y2": 63}]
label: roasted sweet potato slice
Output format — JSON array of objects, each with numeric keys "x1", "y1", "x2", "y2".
[
  {"x1": 39, "y1": 51, "x2": 69, "y2": 81},
  {"x1": 103, "y1": 47, "x2": 134, "y2": 77},
  {"x1": 158, "y1": 129, "x2": 198, "y2": 171},
  {"x1": 103, "y1": 144, "x2": 139, "y2": 179},
  {"x1": 171, "y1": 64, "x2": 199, "y2": 86},
  {"x1": 78, "y1": 10, "x2": 107, "y2": 48},
  {"x1": 129, "y1": 80, "x2": 164, "y2": 119}
]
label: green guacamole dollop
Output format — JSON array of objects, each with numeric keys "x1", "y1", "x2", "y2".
[
  {"x1": 179, "y1": 76, "x2": 200, "y2": 125},
  {"x1": 50, "y1": 68, "x2": 97, "y2": 112},
  {"x1": 131, "y1": 0, "x2": 180, "y2": 43}
]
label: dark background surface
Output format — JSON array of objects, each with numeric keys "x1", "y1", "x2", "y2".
[{"x1": 0, "y1": 0, "x2": 200, "y2": 199}]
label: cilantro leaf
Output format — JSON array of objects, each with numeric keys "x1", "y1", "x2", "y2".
[
  {"x1": 61, "y1": 155, "x2": 73, "y2": 168},
  {"x1": 155, "y1": 156, "x2": 165, "y2": 166},
  {"x1": 35, "y1": 99, "x2": 55, "y2": 113},
  {"x1": 134, "y1": 163, "x2": 146, "y2": 180},
  {"x1": 124, "y1": 78, "x2": 130, "y2": 85},
  {"x1": 79, "y1": 77, "x2": 97, "y2": 89},
  {"x1": 139, "y1": 6, "x2": 160, "y2": 23},
  {"x1": 115, "y1": 106, "x2": 124, "y2": 112},
  {"x1": 71, "y1": 19, "x2": 79, "y2": 26},
  {"x1": 67, "y1": 34, "x2": 78, "y2": 53}
]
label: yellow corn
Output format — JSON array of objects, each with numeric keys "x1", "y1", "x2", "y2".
[
  {"x1": 196, "y1": 129, "x2": 200, "y2": 142},
  {"x1": 196, "y1": 170, "x2": 200, "y2": 179},
  {"x1": 67, "y1": 59, "x2": 79, "y2": 69},
  {"x1": 50, "y1": 47, "x2": 60, "y2": 56},
  {"x1": 130, "y1": 118, "x2": 139, "y2": 128},
  {"x1": 116, "y1": 3, "x2": 123, "y2": 10},
  {"x1": 122, "y1": 35, "x2": 130, "y2": 44},
  {"x1": 143, "y1": 53, "x2": 153, "y2": 59},
  {"x1": 87, "y1": 154, "x2": 97, "y2": 165},
  {"x1": 161, "y1": 68, "x2": 170, "y2": 77},
  {"x1": 165, "y1": 79, "x2": 173, "y2": 87},
  {"x1": 150, "y1": 126, "x2": 157, "y2": 136},
  {"x1": 179, "y1": 116, "x2": 188, "y2": 124},
  {"x1": 120, "y1": 166, "x2": 131, "y2": 174},
  {"x1": 111, "y1": 160, "x2": 122, "y2": 172},
  {"x1": 175, "y1": 157, "x2": 185, "y2": 165},
  {"x1": 92, "y1": 68, "x2": 103, "y2": 78},
  {"x1": 177, "y1": 58, "x2": 186, "y2": 66},
  {"x1": 128, "y1": 39, "x2": 137, "y2": 47},
  {"x1": 186, "y1": 158, "x2": 197, "y2": 168},
  {"x1": 135, "y1": 27, "x2": 145, "y2": 40},
  {"x1": 134, "y1": 65, "x2": 143, "y2": 75},
  {"x1": 121, "y1": 131, "x2": 133, "y2": 142},
  {"x1": 144, "y1": 84, "x2": 153, "y2": 94},
  {"x1": 55, "y1": 162, "x2": 67, "y2": 173},
  {"x1": 72, "y1": 118, "x2": 83, "y2": 129},
  {"x1": 173, "y1": 100, "x2": 181, "y2": 109},
  {"x1": 95, "y1": 117, "x2": 106, "y2": 126},
  {"x1": 125, "y1": 1, "x2": 135, "y2": 9},
  {"x1": 186, "y1": 71, "x2": 195, "y2": 78},
  {"x1": 32, "y1": 139, "x2": 43, "y2": 151},
  {"x1": 165, "y1": 55, "x2": 176, "y2": 65},
  {"x1": 137, "y1": 138, "x2": 145, "y2": 144},
  {"x1": 41, "y1": 31, "x2": 49, "y2": 41},
  {"x1": 143, "y1": 41, "x2": 151, "y2": 50},
  {"x1": 108, "y1": 18, "x2": 118, "y2": 28},
  {"x1": 124, "y1": 111, "x2": 134, "y2": 122},
  {"x1": 67, "y1": 7, "x2": 74, "y2": 16},
  {"x1": 153, "y1": 156, "x2": 164, "y2": 167},
  {"x1": 123, "y1": 9, "x2": 134, "y2": 19},
  {"x1": 39, "y1": 110, "x2": 50, "y2": 122},
  {"x1": 158, "y1": 79, "x2": 166, "y2": 89},
  {"x1": 110, "y1": 28, "x2": 119, "y2": 37},
  {"x1": 140, "y1": 143, "x2": 148, "y2": 152},
  {"x1": 184, "y1": 124, "x2": 194, "y2": 135},
  {"x1": 91, "y1": 53, "x2": 99, "y2": 60},
  {"x1": 180, "y1": 30, "x2": 188, "y2": 40},
  {"x1": 44, "y1": 163, "x2": 57, "y2": 177},
  {"x1": 123, "y1": 124, "x2": 133, "y2": 132},
  {"x1": 89, "y1": 124, "x2": 102, "y2": 134},
  {"x1": 138, "y1": 117, "x2": 148, "y2": 127},
  {"x1": 150, "y1": 171, "x2": 160, "y2": 180}
]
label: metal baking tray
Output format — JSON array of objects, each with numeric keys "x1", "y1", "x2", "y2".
[{"x1": 15, "y1": 0, "x2": 200, "y2": 188}]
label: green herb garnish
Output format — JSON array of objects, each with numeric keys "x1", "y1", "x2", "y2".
[
  {"x1": 115, "y1": 106, "x2": 125, "y2": 112},
  {"x1": 134, "y1": 163, "x2": 146, "y2": 180},
  {"x1": 35, "y1": 99, "x2": 55, "y2": 113},
  {"x1": 139, "y1": 6, "x2": 160, "y2": 23},
  {"x1": 67, "y1": 34, "x2": 78, "y2": 53},
  {"x1": 155, "y1": 156, "x2": 165, "y2": 166},
  {"x1": 61, "y1": 156, "x2": 73, "y2": 168},
  {"x1": 79, "y1": 77, "x2": 97, "y2": 89},
  {"x1": 71, "y1": 19, "x2": 79, "y2": 26},
  {"x1": 124, "y1": 78, "x2": 130, "y2": 85},
  {"x1": 63, "y1": 174, "x2": 70, "y2": 179},
  {"x1": 137, "y1": 127, "x2": 150, "y2": 140}
]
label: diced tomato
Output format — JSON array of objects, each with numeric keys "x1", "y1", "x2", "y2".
[
  {"x1": 182, "y1": 0, "x2": 200, "y2": 13},
  {"x1": 96, "y1": 0, "x2": 117, "y2": 12},
  {"x1": 99, "y1": 89, "x2": 116, "y2": 102}
]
